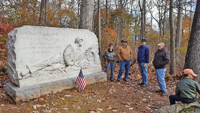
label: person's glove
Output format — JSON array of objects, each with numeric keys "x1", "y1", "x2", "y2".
[{"x1": 144, "y1": 63, "x2": 148, "y2": 67}]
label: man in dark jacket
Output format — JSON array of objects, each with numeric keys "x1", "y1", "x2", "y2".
[
  {"x1": 103, "y1": 43, "x2": 116, "y2": 82},
  {"x1": 137, "y1": 38, "x2": 150, "y2": 87},
  {"x1": 153, "y1": 42, "x2": 170, "y2": 94}
]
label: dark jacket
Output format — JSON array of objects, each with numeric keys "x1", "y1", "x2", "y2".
[
  {"x1": 137, "y1": 45, "x2": 150, "y2": 63},
  {"x1": 103, "y1": 49, "x2": 116, "y2": 63},
  {"x1": 153, "y1": 47, "x2": 170, "y2": 69}
]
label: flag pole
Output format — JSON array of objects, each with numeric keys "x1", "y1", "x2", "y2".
[{"x1": 79, "y1": 67, "x2": 82, "y2": 93}]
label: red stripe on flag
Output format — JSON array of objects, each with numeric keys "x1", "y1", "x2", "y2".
[{"x1": 76, "y1": 76, "x2": 86, "y2": 90}]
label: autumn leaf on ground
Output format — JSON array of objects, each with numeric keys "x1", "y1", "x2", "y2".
[
  {"x1": 105, "y1": 97, "x2": 110, "y2": 100},
  {"x1": 106, "y1": 105, "x2": 113, "y2": 110},
  {"x1": 134, "y1": 107, "x2": 139, "y2": 110},
  {"x1": 38, "y1": 98, "x2": 44, "y2": 103},
  {"x1": 73, "y1": 100, "x2": 79, "y2": 103},
  {"x1": 88, "y1": 108, "x2": 95, "y2": 111},
  {"x1": 102, "y1": 99, "x2": 106, "y2": 102},
  {"x1": 149, "y1": 100, "x2": 155, "y2": 105},
  {"x1": 8, "y1": 98, "x2": 14, "y2": 104},
  {"x1": 88, "y1": 93, "x2": 92, "y2": 96},
  {"x1": 57, "y1": 96, "x2": 61, "y2": 99},
  {"x1": 71, "y1": 92, "x2": 76, "y2": 95},
  {"x1": 141, "y1": 108, "x2": 149, "y2": 113},
  {"x1": 121, "y1": 102, "x2": 129, "y2": 105},
  {"x1": 26, "y1": 108, "x2": 31, "y2": 111},
  {"x1": 108, "y1": 88, "x2": 116, "y2": 94},
  {"x1": 131, "y1": 102, "x2": 136, "y2": 106},
  {"x1": 136, "y1": 103, "x2": 141, "y2": 106}
]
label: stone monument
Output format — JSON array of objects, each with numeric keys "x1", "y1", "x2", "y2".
[{"x1": 5, "y1": 26, "x2": 107, "y2": 102}]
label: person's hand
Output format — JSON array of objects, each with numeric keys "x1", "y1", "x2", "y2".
[{"x1": 144, "y1": 63, "x2": 148, "y2": 67}]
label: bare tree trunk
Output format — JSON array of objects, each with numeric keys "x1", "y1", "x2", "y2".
[
  {"x1": 106, "y1": 0, "x2": 108, "y2": 25},
  {"x1": 78, "y1": 0, "x2": 80, "y2": 27},
  {"x1": 79, "y1": 0, "x2": 94, "y2": 31},
  {"x1": 116, "y1": 0, "x2": 119, "y2": 47},
  {"x1": 162, "y1": 1, "x2": 168, "y2": 37},
  {"x1": 59, "y1": 0, "x2": 62, "y2": 26},
  {"x1": 39, "y1": 0, "x2": 46, "y2": 25},
  {"x1": 151, "y1": 13, "x2": 153, "y2": 28},
  {"x1": 70, "y1": 0, "x2": 75, "y2": 9},
  {"x1": 169, "y1": 0, "x2": 176, "y2": 75},
  {"x1": 118, "y1": 0, "x2": 122, "y2": 42},
  {"x1": 115, "y1": 0, "x2": 117, "y2": 9},
  {"x1": 130, "y1": 0, "x2": 133, "y2": 14},
  {"x1": 44, "y1": 0, "x2": 48, "y2": 25},
  {"x1": 189, "y1": 1, "x2": 192, "y2": 34},
  {"x1": 33, "y1": 0, "x2": 37, "y2": 25},
  {"x1": 184, "y1": 0, "x2": 187, "y2": 24},
  {"x1": 185, "y1": 0, "x2": 200, "y2": 83},
  {"x1": 98, "y1": 0, "x2": 101, "y2": 47},
  {"x1": 175, "y1": 0, "x2": 183, "y2": 48},
  {"x1": 143, "y1": 0, "x2": 146, "y2": 37},
  {"x1": 139, "y1": 0, "x2": 143, "y2": 39}
]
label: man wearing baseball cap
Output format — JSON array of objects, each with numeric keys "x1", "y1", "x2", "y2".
[
  {"x1": 153, "y1": 42, "x2": 170, "y2": 94},
  {"x1": 169, "y1": 69, "x2": 200, "y2": 105},
  {"x1": 117, "y1": 40, "x2": 133, "y2": 81},
  {"x1": 137, "y1": 38, "x2": 150, "y2": 87}
]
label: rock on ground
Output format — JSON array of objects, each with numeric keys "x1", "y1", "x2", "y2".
[{"x1": 156, "y1": 99, "x2": 200, "y2": 113}]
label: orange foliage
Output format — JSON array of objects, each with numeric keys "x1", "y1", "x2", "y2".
[
  {"x1": 101, "y1": 25, "x2": 117, "y2": 49},
  {"x1": 47, "y1": 7, "x2": 59, "y2": 27},
  {"x1": 123, "y1": 27, "x2": 133, "y2": 42},
  {"x1": 16, "y1": 7, "x2": 39, "y2": 25},
  {"x1": 59, "y1": 7, "x2": 79, "y2": 28}
]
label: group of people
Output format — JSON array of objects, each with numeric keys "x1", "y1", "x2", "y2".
[{"x1": 103, "y1": 39, "x2": 200, "y2": 105}]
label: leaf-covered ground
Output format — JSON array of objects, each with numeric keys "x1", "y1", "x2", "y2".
[{"x1": 0, "y1": 63, "x2": 186, "y2": 113}]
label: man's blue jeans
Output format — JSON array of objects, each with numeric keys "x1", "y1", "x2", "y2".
[
  {"x1": 118, "y1": 60, "x2": 131, "y2": 79},
  {"x1": 169, "y1": 95, "x2": 197, "y2": 105},
  {"x1": 156, "y1": 68, "x2": 167, "y2": 93},
  {"x1": 138, "y1": 63, "x2": 148, "y2": 85},
  {"x1": 105, "y1": 62, "x2": 114, "y2": 79}
]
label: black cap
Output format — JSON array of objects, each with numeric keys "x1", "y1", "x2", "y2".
[
  {"x1": 141, "y1": 38, "x2": 147, "y2": 42},
  {"x1": 121, "y1": 40, "x2": 127, "y2": 43},
  {"x1": 109, "y1": 43, "x2": 113, "y2": 46}
]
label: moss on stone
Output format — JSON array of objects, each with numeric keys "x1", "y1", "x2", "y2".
[{"x1": 179, "y1": 106, "x2": 200, "y2": 113}]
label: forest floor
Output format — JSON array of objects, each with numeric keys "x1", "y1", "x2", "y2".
[{"x1": 0, "y1": 63, "x2": 187, "y2": 113}]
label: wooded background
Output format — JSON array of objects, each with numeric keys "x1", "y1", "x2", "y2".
[{"x1": 0, "y1": 0, "x2": 198, "y2": 80}]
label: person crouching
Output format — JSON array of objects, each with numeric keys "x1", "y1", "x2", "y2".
[{"x1": 169, "y1": 69, "x2": 200, "y2": 105}]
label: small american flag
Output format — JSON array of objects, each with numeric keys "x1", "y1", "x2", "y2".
[{"x1": 76, "y1": 69, "x2": 87, "y2": 90}]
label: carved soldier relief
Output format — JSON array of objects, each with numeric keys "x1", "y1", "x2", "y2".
[{"x1": 7, "y1": 26, "x2": 102, "y2": 87}]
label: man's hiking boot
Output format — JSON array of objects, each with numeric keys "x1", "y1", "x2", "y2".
[
  {"x1": 123, "y1": 78, "x2": 127, "y2": 82},
  {"x1": 155, "y1": 90, "x2": 163, "y2": 93},
  {"x1": 141, "y1": 84, "x2": 147, "y2": 87},
  {"x1": 117, "y1": 78, "x2": 121, "y2": 82},
  {"x1": 138, "y1": 83, "x2": 144, "y2": 85}
]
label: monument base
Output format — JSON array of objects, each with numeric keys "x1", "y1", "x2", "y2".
[{"x1": 6, "y1": 72, "x2": 107, "y2": 103}]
